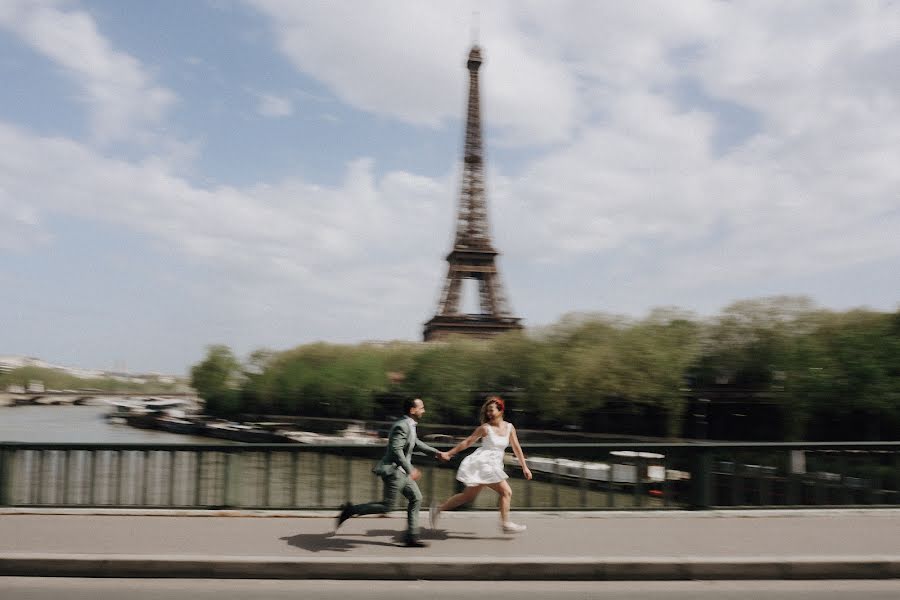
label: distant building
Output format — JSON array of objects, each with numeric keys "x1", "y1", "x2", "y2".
[
  {"x1": 0, "y1": 355, "x2": 181, "y2": 384},
  {"x1": 0, "y1": 356, "x2": 51, "y2": 373}
]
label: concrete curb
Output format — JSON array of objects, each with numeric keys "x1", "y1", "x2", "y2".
[{"x1": 0, "y1": 553, "x2": 897, "y2": 580}]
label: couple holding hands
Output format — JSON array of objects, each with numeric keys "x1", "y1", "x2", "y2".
[{"x1": 335, "y1": 395, "x2": 532, "y2": 547}]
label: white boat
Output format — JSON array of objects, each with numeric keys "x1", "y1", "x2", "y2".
[
  {"x1": 103, "y1": 397, "x2": 193, "y2": 417},
  {"x1": 518, "y1": 454, "x2": 686, "y2": 484},
  {"x1": 276, "y1": 421, "x2": 382, "y2": 445}
]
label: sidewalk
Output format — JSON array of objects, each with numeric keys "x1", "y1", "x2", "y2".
[{"x1": 1, "y1": 508, "x2": 898, "y2": 580}]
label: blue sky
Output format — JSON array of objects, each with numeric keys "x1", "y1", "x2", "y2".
[{"x1": 1, "y1": 1, "x2": 898, "y2": 375}]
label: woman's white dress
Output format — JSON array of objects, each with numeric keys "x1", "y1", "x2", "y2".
[{"x1": 456, "y1": 423, "x2": 510, "y2": 486}]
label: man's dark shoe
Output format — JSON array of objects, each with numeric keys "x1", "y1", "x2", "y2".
[
  {"x1": 335, "y1": 502, "x2": 354, "y2": 532},
  {"x1": 402, "y1": 535, "x2": 428, "y2": 548}
]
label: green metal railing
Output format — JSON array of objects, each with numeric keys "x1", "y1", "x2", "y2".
[{"x1": 0, "y1": 442, "x2": 897, "y2": 510}]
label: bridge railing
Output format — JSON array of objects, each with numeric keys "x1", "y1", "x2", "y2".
[{"x1": 0, "y1": 442, "x2": 897, "y2": 511}]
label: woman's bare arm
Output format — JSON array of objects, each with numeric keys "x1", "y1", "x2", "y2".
[
  {"x1": 447, "y1": 425, "x2": 486, "y2": 459},
  {"x1": 508, "y1": 425, "x2": 532, "y2": 480}
]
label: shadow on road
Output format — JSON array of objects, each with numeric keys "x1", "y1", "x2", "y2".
[
  {"x1": 281, "y1": 527, "x2": 512, "y2": 552},
  {"x1": 280, "y1": 531, "x2": 396, "y2": 552}
]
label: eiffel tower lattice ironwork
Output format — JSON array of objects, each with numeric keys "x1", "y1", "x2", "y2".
[{"x1": 423, "y1": 45, "x2": 522, "y2": 342}]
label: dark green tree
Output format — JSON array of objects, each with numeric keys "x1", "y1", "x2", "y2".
[{"x1": 190, "y1": 345, "x2": 242, "y2": 415}]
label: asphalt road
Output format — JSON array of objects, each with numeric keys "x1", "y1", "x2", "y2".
[{"x1": 2, "y1": 578, "x2": 900, "y2": 599}]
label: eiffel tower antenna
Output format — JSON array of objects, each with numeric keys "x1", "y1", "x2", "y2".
[
  {"x1": 471, "y1": 10, "x2": 480, "y2": 46},
  {"x1": 423, "y1": 43, "x2": 522, "y2": 342}
]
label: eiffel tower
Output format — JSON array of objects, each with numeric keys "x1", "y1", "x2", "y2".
[{"x1": 423, "y1": 45, "x2": 522, "y2": 342}]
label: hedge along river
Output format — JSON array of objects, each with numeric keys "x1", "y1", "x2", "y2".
[{"x1": 0, "y1": 404, "x2": 662, "y2": 510}]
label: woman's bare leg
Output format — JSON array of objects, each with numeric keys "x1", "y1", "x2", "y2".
[
  {"x1": 486, "y1": 480, "x2": 512, "y2": 524},
  {"x1": 438, "y1": 484, "x2": 482, "y2": 512}
]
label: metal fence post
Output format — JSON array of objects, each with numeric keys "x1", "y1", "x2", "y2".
[
  {"x1": 0, "y1": 447, "x2": 10, "y2": 506},
  {"x1": 690, "y1": 446, "x2": 713, "y2": 510},
  {"x1": 223, "y1": 451, "x2": 239, "y2": 508}
]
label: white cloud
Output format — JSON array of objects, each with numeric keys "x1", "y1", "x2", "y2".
[
  {"x1": 692, "y1": 3, "x2": 900, "y2": 133},
  {"x1": 472, "y1": 3, "x2": 900, "y2": 285},
  {"x1": 0, "y1": 121, "x2": 453, "y2": 333},
  {"x1": 0, "y1": 0, "x2": 176, "y2": 144},
  {"x1": 0, "y1": 187, "x2": 51, "y2": 251},
  {"x1": 247, "y1": 0, "x2": 580, "y2": 145},
  {"x1": 494, "y1": 79, "x2": 900, "y2": 282},
  {"x1": 256, "y1": 93, "x2": 293, "y2": 117}
]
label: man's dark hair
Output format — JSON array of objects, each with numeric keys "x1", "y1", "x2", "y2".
[{"x1": 402, "y1": 397, "x2": 419, "y2": 415}]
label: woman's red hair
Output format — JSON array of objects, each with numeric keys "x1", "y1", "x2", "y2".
[{"x1": 479, "y1": 395, "x2": 504, "y2": 423}]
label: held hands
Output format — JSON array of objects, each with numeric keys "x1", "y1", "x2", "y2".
[{"x1": 436, "y1": 451, "x2": 450, "y2": 463}]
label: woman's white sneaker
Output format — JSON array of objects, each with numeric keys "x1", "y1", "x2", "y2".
[
  {"x1": 501, "y1": 521, "x2": 526, "y2": 533},
  {"x1": 429, "y1": 502, "x2": 441, "y2": 529}
]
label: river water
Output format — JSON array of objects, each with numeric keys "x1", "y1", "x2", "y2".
[{"x1": 0, "y1": 404, "x2": 229, "y2": 444}]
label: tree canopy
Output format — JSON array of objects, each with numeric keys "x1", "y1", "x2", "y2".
[{"x1": 188, "y1": 297, "x2": 900, "y2": 440}]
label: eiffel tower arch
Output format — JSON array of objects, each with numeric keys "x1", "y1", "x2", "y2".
[{"x1": 423, "y1": 45, "x2": 523, "y2": 342}]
